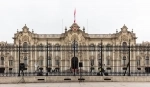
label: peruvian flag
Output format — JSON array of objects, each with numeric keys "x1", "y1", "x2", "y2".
[{"x1": 74, "y1": 8, "x2": 76, "y2": 23}]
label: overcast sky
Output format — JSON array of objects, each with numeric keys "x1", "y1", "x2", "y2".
[{"x1": 0, "y1": 0, "x2": 150, "y2": 43}]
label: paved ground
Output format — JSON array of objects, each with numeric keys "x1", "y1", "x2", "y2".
[{"x1": 0, "y1": 82, "x2": 150, "y2": 87}]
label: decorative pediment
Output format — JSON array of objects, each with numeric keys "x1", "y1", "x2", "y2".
[
  {"x1": 70, "y1": 23, "x2": 80, "y2": 31},
  {"x1": 121, "y1": 24, "x2": 128, "y2": 33},
  {"x1": 22, "y1": 24, "x2": 29, "y2": 33}
]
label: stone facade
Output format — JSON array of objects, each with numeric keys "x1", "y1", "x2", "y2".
[{"x1": 0, "y1": 22, "x2": 149, "y2": 73}]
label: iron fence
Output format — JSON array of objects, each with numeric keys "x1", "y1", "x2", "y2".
[{"x1": 0, "y1": 40, "x2": 150, "y2": 76}]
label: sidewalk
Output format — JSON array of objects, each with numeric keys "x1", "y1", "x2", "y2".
[{"x1": 0, "y1": 82, "x2": 150, "y2": 87}]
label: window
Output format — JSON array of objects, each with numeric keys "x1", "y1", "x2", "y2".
[
  {"x1": 72, "y1": 41, "x2": 78, "y2": 51},
  {"x1": 55, "y1": 60, "x2": 59, "y2": 66},
  {"x1": 23, "y1": 42, "x2": 28, "y2": 52},
  {"x1": 39, "y1": 59, "x2": 43, "y2": 66},
  {"x1": 48, "y1": 44, "x2": 52, "y2": 51},
  {"x1": 123, "y1": 56, "x2": 126, "y2": 66},
  {"x1": 89, "y1": 44, "x2": 95, "y2": 51},
  {"x1": 48, "y1": 57, "x2": 52, "y2": 66},
  {"x1": 90, "y1": 59, "x2": 94, "y2": 66},
  {"x1": 106, "y1": 59, "x2": 110, "y2": 65},
  {"x1": 9, "y1": 60, "x2": 13, "y2": 66},
  {"x1": 106, "y1": 44, "x2": 111, "y2": 51},
  {"x1": 1, "y1": 57, "x2": 4, "y2": 65},
  {"x1": 146, "y1": 56, "x2": 149, "y2": 65},
  {"x1": 55, "y1": 45, "x2": 60, "y2": 51},
  {"x1": 97, "y1": 45, "x2": 101, "y2": 51},
  {"x1": 24, "y1": 57, "x2": 27, "y2": 66},
  {"x1": 137, "y1": 59, "x2": 140, "y2": 66},
  {"x1": 122, "y1": 42, "x2": 127, "y2": 52},
  {"x1": 39, "y1": 44, "x2": 43, "y2": 51}
]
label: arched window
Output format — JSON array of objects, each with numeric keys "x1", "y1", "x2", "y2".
[
  {"x1": 48, "y1": 56, "x2": 52, "y2": 66},
  {"x1": 55, "y1": 59, "x2": 60, "y2": 66},
  {"x1": 146, "y1": 56, "x2": 149, "y2": 65},
  {"x1": 1, "y1": 57, "x2": 4, "y2": 65},
  {"x1": 89, "y1": 44, "x2": 95, "y2": 51},
  {"x1": 97, "y1": 44, "x2": 101, "y2": 51},
  {"x1": 39, "y1": 44, "x2": 43, "y2": 51},
  {"x1": 106, "y1": 44, "x2": 111, "y2": 51},
  {"x1": 48, "y1": 44, "x2": 52, "y2": 51},
  {"x1": 122, "y1": 42, "x2": 127, "y2": 52},
  {"x1": 137, "y1": 59, "x2": 140, "y2": 66},
  {"x1": 23, "y1": 42, "x2": 28, "y2": 52},
  {"x1": 98, "y1": 54, "x2": 101, "y2": 67},
  {"x1": 39, "y1": 59, "x2": 43, "y2": 66},
  {"x1": 106, "y1": 58, "x2": 110, "y2": 65},
  {"x1": 72, "y1": 41, "x2": 78, "y2": 51},
  {"x1": 55, "y1": 44, "x2": 60, "y2": 51},
  {"x1": 24, "y1": 57, "x2": 27, "y2": 66},
  {"x1": 9, "y1": 59, "x2": 13, "y2": 66},
  {"x1": 123, "y1": 56, "x2": 126, "y2": 66},
  {"x1": 90, "y1": 59, "x2": 94, "y2": 66}
]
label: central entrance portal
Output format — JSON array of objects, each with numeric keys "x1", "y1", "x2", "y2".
[{"x1": 71, "y1": 57, "x2": 78, "y2": 69}]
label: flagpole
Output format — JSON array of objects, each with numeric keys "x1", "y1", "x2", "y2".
[
  {"x1": 87, "y1": 19, "x2": 88, "y2": 33},
  {"x1": 62, "y1": 19, "x2": 63, "y2": 33},
  {"x1": 74, "y1": 8, "x2": 76, "y2": 23}
]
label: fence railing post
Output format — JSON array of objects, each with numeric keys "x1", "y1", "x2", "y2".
[{"x1": 128, "y1": 39, "x2": 130, "y2": 76}]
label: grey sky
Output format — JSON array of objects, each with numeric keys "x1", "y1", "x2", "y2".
[{"x1": 0, "y1": 0, "x2": 149, "y2": 43}]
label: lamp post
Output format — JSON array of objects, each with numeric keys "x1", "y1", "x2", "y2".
[
  {"x1": 46, "y1": 39, "x2": 48, "y2": 76},
  {"x1": 73, "y1": 39, "x2": 76, "y2": 76},
  {"x1": 18, "y1": 40, "x2": 21, "y2": 76},
  {"x1": 128, "y1": 39, "x2": 130, "y2": 76},
  {"x1": 101, "y1": 40, "x2": 103, "y2": 76}
]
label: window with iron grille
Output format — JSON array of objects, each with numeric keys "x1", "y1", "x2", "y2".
[
  {"x1": 24, "y1": 57, "x2": 27, "y2": 67},
  {"x1": 48, "y1": 56, "x2": 52, "y2": 66},
  {"x1": 146, "y1": 56, "x2": 149, "y2": 65},
  {"x1": 106, "y1": 59, "x2": 110, "y2": 65},
  {"x1": 122, "y1": 42, "x2": 127, "y2": 52},
  {"x1": 55, "y1": 60, "x2": 59, "y2": 66},
  {"x1": 55, "y1": 45, "x2": 60, "y2": 51},
  {"x1": 23, "y1": 42, "x2": 28, "y2": 52},
  {"x1": 137, "y1": 59, "x2": 140, "y2": 66},
  {"x1": 90, "y1": 59, "x2": 94, "y2": 66},
  {"x1": 89, "y1": 44, "x2": 95, "y2": 51},
  {"x1": 9, "y1": 60, "x2": 13, "y2": 66},
  {"x1": 123, "y1": 56, "x2": 126, "y2": 66},
  {"x1": 1, "y1": 57, "x2": 4, "y2": 65},
  {"x1": 39, "y1": 59, "x2": 43, "y2": 66}
]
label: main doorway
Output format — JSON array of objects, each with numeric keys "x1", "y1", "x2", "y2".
[{"x1": 71, "y1": 57, "x2": 78, "y2": 69}]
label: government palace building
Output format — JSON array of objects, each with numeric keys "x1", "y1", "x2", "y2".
[{"x1": 0, "y1": 22, "x2": 150, "y2": 74}]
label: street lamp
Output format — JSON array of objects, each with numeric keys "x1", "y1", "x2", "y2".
[
  {"x1": 73, "y1": 39, "x2": 76, "y2": 76},
  {"x1": 18, "y1": 40, "x2": 21, "y2": 76}
]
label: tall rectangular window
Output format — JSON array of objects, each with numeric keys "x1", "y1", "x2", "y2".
[
  {"x1": 55, "y1": 60, "x2": 59, "y2": 66},
  {"x1": 137, "y1": 60, "x2": 140, "y2": 66},
  {"x1": 123, "y1": 56, "x2": 126, "y2": 66},
  {"x1": 106, "y1": 59, "x2": 110, "y2": 65},
  {"x1": 90, "y1": 59, "x2": 94, "y2": 66},
  {"x1": 9, "y1": 60, "x2": 13, "y2": 66},
  {"x1": 48, "y1": 57, "x2": 52, "y2": 66},
  {"x1": 146, "y1": 56, "x2": 149, "y2": 65},
  {"x1": 1, "y1": 57, "x2": 4, "y2": 65}
]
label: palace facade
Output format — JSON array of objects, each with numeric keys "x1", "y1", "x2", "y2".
[{"x1": 0, "y1": 22, "x2": 149, "y2": 73}]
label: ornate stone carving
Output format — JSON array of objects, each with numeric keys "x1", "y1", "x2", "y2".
[
  {"x1": 122, "y1": 35, "x2": 128, "y2": 41},
  {"x1": 22, "y1": 35, "x2": 29, "y2": 42},
  {"x1": 71, "y1": 34, "x2": 78, "y2": 41}
]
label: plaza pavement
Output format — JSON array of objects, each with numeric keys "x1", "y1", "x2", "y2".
[{"x1": 0, "y1": 82, "x2": 150, "y2": 87}]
